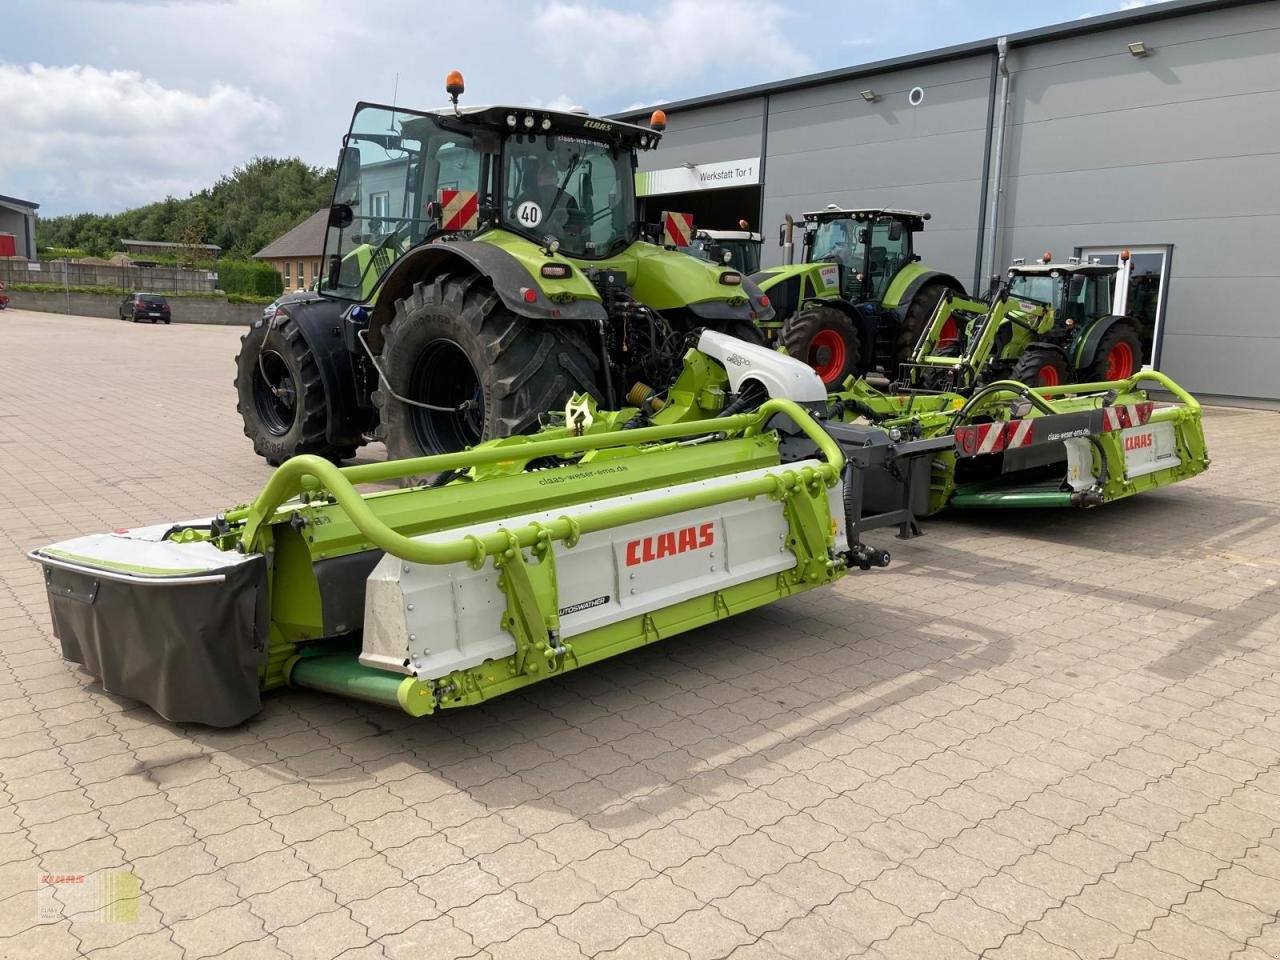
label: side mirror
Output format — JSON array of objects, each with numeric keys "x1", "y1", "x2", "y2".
[
  {"x1": 887, "y1": 221, "x2": 903, "y2": 242},
  {"x1": 328, "y1": 204, "x2": 355, "y2": 229},
  {"x1": 334, "y1": 145, "x2": 362, "y2": 206}
]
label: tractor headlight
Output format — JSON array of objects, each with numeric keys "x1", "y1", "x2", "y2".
[
  {"x1": 541, "y1": 117, "x2": 552, "y2": 131},
  {"x1": 506, "y1": 113, "x2": 517, "y2": 128},
  {"x1": 523, "y1": 114, "x2": 535, "y2": 129}
]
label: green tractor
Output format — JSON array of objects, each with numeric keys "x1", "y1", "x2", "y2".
[
  {"x1": 902, "y1": 254, "x2": 1146, "y2": 392},
  {"x1": 749, "y1": 207, "x2": 965, "y2": 386},
  {"x1": 684, "y1": 223, "x2": 763, "y2": 274},
  {"x1": 235, "y1": 80, "x2": 771, "y2": 465}
]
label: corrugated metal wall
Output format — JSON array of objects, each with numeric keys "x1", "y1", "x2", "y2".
[
  {"x1": 633, "y1": 1, "x2": 1280, "y2": 400},
  {"x1": 995, "y1": 3, "x2": 1280, "y2": 400}
]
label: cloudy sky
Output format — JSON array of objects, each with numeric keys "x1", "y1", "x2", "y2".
[{"x1": 2, "y1": 0, "x2": 1154, "y2": 217}]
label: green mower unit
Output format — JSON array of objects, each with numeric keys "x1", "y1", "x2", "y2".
[
  {"x1": 235, "y1": 77, "x2": 771, "y2": 468},
  {"x1": 33, "y1": 328, "x2": 1208, "y2": 727},
  {"x1": 750, "y1": 207, "x2": 965, "y2": 387}
]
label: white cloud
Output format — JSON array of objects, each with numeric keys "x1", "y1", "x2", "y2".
[
  {"x1": 0, "y1": 62, "x2": 282, "y2": 211},
  {"x1": 532, "y1": 0, "x2": 811, "y2": 95}
]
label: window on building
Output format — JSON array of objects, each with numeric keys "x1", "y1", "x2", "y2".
[
  {"x1": 370, "y1": 191, "x2": 390, "y2": 235},
  {"x1": 312, "y1": 261, "x2": 321, "y2": 285},
  {"x1": 283, "y1": 261, "x2": 291, "y2": 285},
  {"x1": 297, "y1": 261, "x2": 305, "y2": 288},
  {"x1": 1077, "y1": 245, "x2": 1172, "y2": 369}
]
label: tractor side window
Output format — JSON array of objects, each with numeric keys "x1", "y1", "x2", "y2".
[
  {"x1": 868, "y1": 219, "x2": 910, "y2": 301},
  {"x1": 322, "y1": 105, "x2": 481, "y2": 301}
]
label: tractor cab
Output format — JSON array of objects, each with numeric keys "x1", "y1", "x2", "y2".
[
  {"x1": 1005, "y1": 258, "x2": 1118, "y2": 330},
  {"x1": 686, "y1": 227, "x2": 763, "y2": 274},
  {"x1": 320, "y1": 100, "x2": 661, "y2": 301},
  {"x1": 799, "y1": 208, "x2": 926, "y2": 303}
]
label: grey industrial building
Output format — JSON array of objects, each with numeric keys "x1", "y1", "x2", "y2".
[{"x1": 618, "y1": 0, "x2": 1279, "y2": 403}]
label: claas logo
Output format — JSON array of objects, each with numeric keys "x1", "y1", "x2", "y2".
[{"x1": 625, "y1": 523, "x2": 715, "y2": 566}]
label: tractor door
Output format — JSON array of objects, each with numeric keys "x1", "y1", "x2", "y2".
[{"x1": 867, "y1": 217, "x2": 912, "y2": 303}]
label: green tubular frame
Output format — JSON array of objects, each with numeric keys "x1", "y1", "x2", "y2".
[{"x1": 231, "y1": 398, "x2": 845, "y2": 567}]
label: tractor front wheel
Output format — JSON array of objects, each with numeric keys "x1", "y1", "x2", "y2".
[
  {"x1": 1010, "y1": 348, "x2": 1071, "y2": 389},
  {"x1": 1084, "y1": 324, "x2": 1143, "y2": 382},
  {"x1": 235, "y1": 315, "x2": 341, "y2": 466},
  {"x1": 781, "y1": 305, "x2": 861, "y2": 387},
  {"x1": 374, "y1": 273, "x2": 601, "y2": 461}
]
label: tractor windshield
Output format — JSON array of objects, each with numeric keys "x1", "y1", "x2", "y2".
[
  {"x1": 501, "y1": 136, "x2": 636, "y2": 259},
  {"x1": 809, "y1": 218, "x2": 865, "y2": 272},
  {"x1": 322, "y1": 103, "x2": 484, "y2": 301}
]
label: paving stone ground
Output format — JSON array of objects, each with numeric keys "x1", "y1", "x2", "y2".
[{"x1": 1, "y1": 309, "x2": 1278, "y2": 960}]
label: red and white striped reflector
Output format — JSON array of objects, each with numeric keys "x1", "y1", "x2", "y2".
[
  {"x1": 955, "y1": 420, "x2": 1036, "y2": 457},
  {"x1": 440, "y1": 189, "x2": 479, "y2": 231},
  {"x1": 1102, "y1": 401, "x2": 1153, "y2": 432},
  {"x1": 662, "y1": 211, "x2": 694, "y2": 247}
]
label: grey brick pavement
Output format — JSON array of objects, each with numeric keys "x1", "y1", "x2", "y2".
[{"x1": 1, "y1": 310, "x2": 1278, "y2": 959}]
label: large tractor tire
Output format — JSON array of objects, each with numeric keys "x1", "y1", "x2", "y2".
[
  {"x1": 1083, "y1": 323, "x2": 1143, "y2": 382},
  {"x1": 1010, "y1": 347, "x2": 1071, "y2": 389},
  {"x1": 374, "y1": 273, "x2": 600, "y2": 460},
  {"x1": 894, "y1": 281, "x2": 953, "y2": 370},
  {"x1": 781, "y1": 305, "x2": 861, "y2": 387},
  {"x1": 235, "y1": 315, "x2": 347, "y2": 467}
]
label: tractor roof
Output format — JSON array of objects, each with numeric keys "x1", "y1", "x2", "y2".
[
  {"x1": 801, "y1": 208, "x2": 929, "y2": 229},
  {"x1": 1008, "y1": 261, "x2": 1119, "y2": 277},
  {"x1": 382, "y1": 102, "x2": 660, "y2": 148},
  {"x1": 695, "y1": 229, "x2": 763, "y2": 242}
]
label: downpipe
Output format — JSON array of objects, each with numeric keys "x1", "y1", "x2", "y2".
[{"x1": 984, "y1": 36, "x2": 1011, "y2": 286}]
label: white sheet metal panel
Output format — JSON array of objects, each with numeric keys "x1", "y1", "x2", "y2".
[{"x1": 361, "y1": 461, "x2": 845, "y2": 678}]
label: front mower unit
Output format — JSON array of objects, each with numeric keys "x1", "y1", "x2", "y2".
[{"x1": 33, "y1": 340, "x2": 949, "y2": 726}]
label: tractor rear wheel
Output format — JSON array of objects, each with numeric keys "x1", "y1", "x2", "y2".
[
  {"x1": 1010, "y1": 347, "x2": 1071, "y2": 389},
  {"x1": 781, "y1": 305, "x2": 861, "y2": 387},
  {"x1": 1084, "y1": 324, "x2": 1143, "y2": 382},
  {"x1": 374, "y1": 273, "x2": 601, "y2": 461},
  {"x1": 894, "y1": 281, "x2": 953, "y2": 372},
  {"x1": 235, "y1": 315, "x2": 343, "y2": 466}
]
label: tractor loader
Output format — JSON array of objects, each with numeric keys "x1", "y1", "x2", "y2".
[
  {"x1": 236, "y1": 74, "x2": 771, "y2": 468},
  {"x1": 898, "y1": 254, "x2": 1146, "y2": 394}
]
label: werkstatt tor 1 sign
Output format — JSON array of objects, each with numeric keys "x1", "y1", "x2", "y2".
[{"x1": 636, "y1": 157, "x2": 760, "y2": 197}]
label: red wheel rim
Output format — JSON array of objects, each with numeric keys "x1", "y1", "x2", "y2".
[
  {"x1": 1037, "y1": 363, "x2": 1061, "y2": 387},
  {"x1": 938, "y1": 316, "x2": 959, "y2": 349},
  {"x1": 808, "y1": 329, "x2": 847, "y2": 384},
  {"x1": 1105, "y1": 341, "x2": 1134, "y2": 380}
]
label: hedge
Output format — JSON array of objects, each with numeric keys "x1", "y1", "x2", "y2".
[
  {"x1": 6, "y1": 283, "x2": 274, "y2": 304},
  {"x1": 215, "y1": 259, "x2": 283, "y2": 297}
]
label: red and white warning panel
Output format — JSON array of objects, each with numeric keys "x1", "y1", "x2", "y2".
[
  {"x1": 662, "y1": 211, "x2": 694, "y2": 247},
  {"x1": 955, "y1": 402, "x2": 1157, "y2": 458},
  {"x1": 1102, "y1": 402, "x2": 1154, "y2": 432},
  {"x1": 439, "y1": 189, "x2": 479, "y2": 231}
]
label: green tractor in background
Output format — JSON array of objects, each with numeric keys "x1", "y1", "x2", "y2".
[
  {"x1": 749, "y1": 207, "x2": 965, "y2": 386},
  {"x1": 901, "y1": 253, "x2": 1146, "y2": 392},
  {"x1": 235, "y1": 82, "x2": 771, "y2": 465},
  {"x1": 684, "y1": 222, "x2": 763, "y2": 274}
]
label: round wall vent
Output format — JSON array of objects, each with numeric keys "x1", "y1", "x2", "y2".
[{"x1": 908, "y1": 86, "x2": 925, "y2": 106}]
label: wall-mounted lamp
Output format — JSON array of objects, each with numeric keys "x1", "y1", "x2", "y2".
[
  {"x1": 860, "y1": 89, "x2": 879, "y2": 103},
  {"x1": 681, "y1": 161, "x2": 697, "y2": 170},
  {"x1": 1127, "y1": 41, "x2": 1149, "y2": 57}
]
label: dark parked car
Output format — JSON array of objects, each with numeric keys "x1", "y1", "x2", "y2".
[{"x1": 120, "y1": 293, "x2": 171, "y2": 323}]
